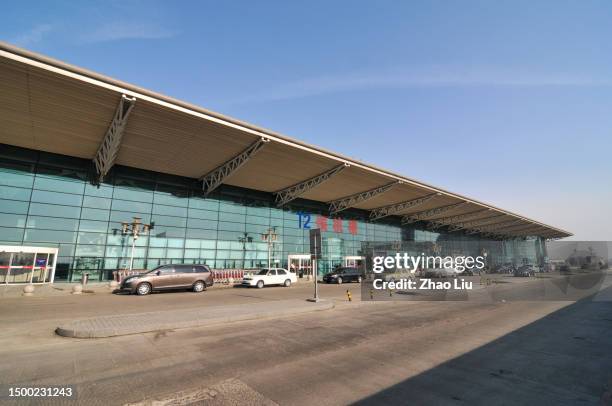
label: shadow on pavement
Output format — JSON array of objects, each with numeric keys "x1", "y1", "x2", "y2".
[{"x1": 356, "y1": 287, "x2": 612, "y2": 406}]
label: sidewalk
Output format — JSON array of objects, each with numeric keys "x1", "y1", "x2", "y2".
[{"x1": 55, "y1": 299, "x2": 334, "y2": 338}]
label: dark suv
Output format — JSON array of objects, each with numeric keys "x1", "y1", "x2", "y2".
[
  {"x1": 323, "y1": 267, "x2": 363, "y2": 284},
  {"x1": 119, "y1": 264, "x2": 214, "y2": 295}
]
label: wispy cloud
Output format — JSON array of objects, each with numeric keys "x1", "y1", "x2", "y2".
[
  {"x1": 229, "y1": 68, "x2": 612, "y2": 104},
  {"x1": 81, "y1": 21, "x2": 177, "y2": 43},
  {"x1": 9, "y1": 24, "x2": 55, "y2": 47}
]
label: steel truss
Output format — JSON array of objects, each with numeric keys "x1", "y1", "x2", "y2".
[
  {"x1": 427, "y1": 209, "x2": 491, "y2": 229},
  {"x1": 446, "y1": 214, "x2": 508, "y2": 232},
  {"x1": 504, "y1": 224, "x2": 546, "y2": 236},
  {"x1": 274, "y1": 163, "x2": 349, "y2": 207},
  {"x1": 401, "y1": 201, "x2": 468, "y2": 224},
  {"x1": 369, "y1": 193, "x2": 438, "y2": 221},
  {"x1": 93, "y1": 95, "x2": 136, "y2": 183},
  {"x1": 329, "y1": 182, "x2": 399, "y2": 215},
  {"x1": 201, "y1": 137, "x2": 269, "y2": 195},
  {"x1": 465, "y1": 220, "x2": 523, "y2": 235}
]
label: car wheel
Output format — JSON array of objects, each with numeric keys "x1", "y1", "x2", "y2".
[
  {"x1": 193, "y1": 280, "x2": 205, "y2": 292},
  {"x1": 256, "y1": 280, "x2": 264, "y2": 289},
  {"x1": 284, "y1": 279, "x2": 292, "y2": 287},
  {"x1": 337, "y1": 277, "x2": 343, "y2": 284},
  {"x1": 136, "y1": 282, "x2": 151, "y2": 296},
  {"x1": 357, "y1": 276, "x2": 362, "y2": 283}
]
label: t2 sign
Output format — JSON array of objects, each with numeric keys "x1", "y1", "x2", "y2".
[{"x1": 297, "y1": 211, "x2": 312, "y2": 229}]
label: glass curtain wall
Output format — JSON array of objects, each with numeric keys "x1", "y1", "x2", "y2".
[
  {"x1": 0, "y1": 146, "x2": 405, "y2": 281},
  {"x1": 0, "y1": 145, "x2": 545, "y2": 281}
]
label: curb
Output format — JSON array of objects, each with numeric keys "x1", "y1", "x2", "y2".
[{"x1": 55, "y1": 299, "x2": 334, "y2": 339}]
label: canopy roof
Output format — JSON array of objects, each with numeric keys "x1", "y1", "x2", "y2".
[{"x1": 0, "y1": 42, "x2": 571, "y2": 239}]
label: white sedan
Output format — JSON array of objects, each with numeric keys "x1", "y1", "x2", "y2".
[{"x1": 242, "y1": 268, "x2": 297, "y2": 288}]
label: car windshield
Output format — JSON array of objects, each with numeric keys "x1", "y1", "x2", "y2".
[{"x1": 257, "y1": 269, "x2": 269, "y2": 275}]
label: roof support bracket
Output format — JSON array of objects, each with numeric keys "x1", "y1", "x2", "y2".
[
  {"x1": 446, "y1": 214, "x2": 508, "y2": 232},
  {"x1": 402, "y1": 201, "x2": 468, "y2": 224},
  {"x1": 275, "y1": 163, "x2": 349, "y2": 207},
  {"x1": 369, "y1": 193, "x2": 438, "y2": 221},
  {"x1": 501, "y1": 224, "x2": 544, "y2": 235},
  {"x1": 201, "y1": 137, "x2": 270, "y2": 195},
  {"x1": 427, "y1": 209, "x2": 491, "y2": 229},
  {"x1": 465, "y1": 220, "x2": 523, "y2": 235},
  {"x1": 93, "y1": 95, "x2": 136, "y2": 184},
  {"x1": 329, "y1": 181, "x2": 399, "y2": 215}
]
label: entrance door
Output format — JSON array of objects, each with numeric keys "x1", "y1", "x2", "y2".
[
  {"x1": 288, "y1": 254, "x2": 313, "y2": 278},
  {"x1": 344, "y1": 256, "x2": 364, "y2": 268},
  {"x1": 8, "y1": 252, "x2": 35, "y2": 283},
  {"x1": 32, "y1": 253, "x2": 49, "y2": 283}
]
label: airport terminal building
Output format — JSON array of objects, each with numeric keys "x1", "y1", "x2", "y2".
[{"x1": 0, "y1": 43, "x2": 571, "y2": 283}]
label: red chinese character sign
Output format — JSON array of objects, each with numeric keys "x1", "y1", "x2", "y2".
[
  {"x1": 332, "y1": 218, "x2": 343, "y2": 233},
  {"x1": 348, "y1": 219, "x2": 358, "y2": 235},
  {"x1": 316, "y1": 215, "x2": 329, "y2": 232},
  {"x1": 298, "y1": 212, "x2": 358, "y2": 235}
]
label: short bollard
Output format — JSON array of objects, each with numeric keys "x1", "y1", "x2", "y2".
[
  {"x1": 388, "y1": 288, "x2": 393, "y2": 297},
  {"x1": 369, "y1": 289, "x2": 374, "y2": 300},
  {"x1": 109, "y1": 280, "x2": 119, "y2": 290},
  {"x1": 72, "y1": 284, "x2": 83, "y2": 295},
  {"x1": 346, "y1": 289, "x2": 352, "y2": 302}
]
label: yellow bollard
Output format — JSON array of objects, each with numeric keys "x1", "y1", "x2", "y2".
[
  {"x1": 346, "y1": 289, "x2": 352, "y2": 302},
  {"x1": 369, "y1": 289, "x2": 374, "y2": 300}
]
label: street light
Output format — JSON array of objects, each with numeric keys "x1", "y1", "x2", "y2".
[
  {"x1": 120, "y1": 217, "x2": 154, "y2": 271},
  {"x1": 481, "y1": 248, "x2": 488, "y2": 272},
  {"x1": 261, "y1": 227, "x2": 278, "y2": 270},
  {"x1": 238, "y1": 232, "x2": 253, "y2": 269}
]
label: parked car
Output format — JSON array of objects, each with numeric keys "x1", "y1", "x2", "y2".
[
  {"x1": 541, "y1": 263, "x2": 555, "y2": 273},
  {"x1": 494, "y1": 264, "x2": 516, "y2": 274},
  {"x1": 421, "y1": 267, "x2": 461, "y2": 278},
  {"x1": 323, "y1": 267, "x2": 363, "y2": 284},
  {"x1": 119, "y1": 264, "x2": 213, "y2": 295},
  {"x1": 513, "y1": 265, "x2": 535, "y2": 277},
  {"x1": 242, "y1": 268, "x2": 296, "y2": 288}
]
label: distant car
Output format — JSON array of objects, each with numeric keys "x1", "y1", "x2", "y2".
[
  {"x1": 119, "y1": 264, "x2": 213, "y2": 295},
  {"x1": 559, "y1": 264, "x2": 571, "y2": 273},
  {"x1": 323, "y1": 267, "x2": 363, "y2": 284},
  {"x1": 421, "y1": 267, "x2": 461, "y2": 278},
  {"x1": 494, "y1": 264, "x2": 516, "y2": 274},
  {"x1": 374, "y1": 268, "x2": 411, "y2": 282},
  {"x1": 513, "y1": 265, "x2": 535, "y2": 277},
  {"x1": 242, "y1": 268, "x2": 296, "y2": 288},
  {"x1": 541, "y1": 263, "x2": 554, "y2": 273}
]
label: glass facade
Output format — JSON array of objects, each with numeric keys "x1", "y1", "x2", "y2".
[{"x1": 0, "y1": 145, "x2": 545, "y2": 282}]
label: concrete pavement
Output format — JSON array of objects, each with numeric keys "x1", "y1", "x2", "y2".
[
  {"x1": 2, "y1": 297, "x2": 611, "y2": 405},
  {"x1": 56, "y1": 299, "x2": 334, "y2": 338},
  {"x1": 0, "y1": 273, "x2": 611, "y2": 405}
]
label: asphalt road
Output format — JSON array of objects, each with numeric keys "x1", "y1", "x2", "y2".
[{"x1": 0, "y1": 273, "x2": 611, "y2": 405}]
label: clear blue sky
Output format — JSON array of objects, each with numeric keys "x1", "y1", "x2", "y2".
[{"x1": 2, "y1": 0, "x2": 611, "y2": 240}]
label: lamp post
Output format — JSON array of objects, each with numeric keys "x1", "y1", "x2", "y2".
[
  {"x1": 120, "y1": 217, "x2": 154, "y2": 271},
  {"x1": 238, "y1": 232, "x2": 253, "y2": 269},
  {"x1": 261, "y1": 227, "x2": 278, "y2": 269},
  {"x1": 481, "y1": 248, "x2": 488, "y2": 273}
]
